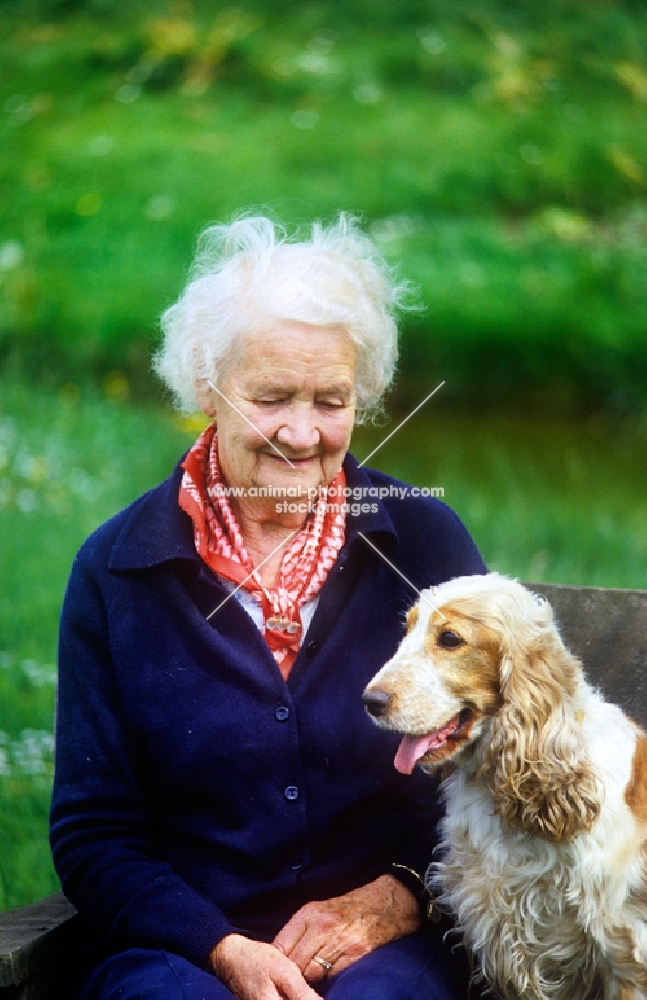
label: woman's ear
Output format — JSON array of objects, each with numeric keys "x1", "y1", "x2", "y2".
[
  {"x1": 195, "y1": 379, "x2": 217, "y2": 417},
  {"x1": 483, "y1": 628, "x2": 602, "y2": 842}
]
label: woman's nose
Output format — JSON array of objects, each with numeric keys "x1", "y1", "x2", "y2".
[{"x1": 276, "y1": 405, "x2": 320, "y2": 451}]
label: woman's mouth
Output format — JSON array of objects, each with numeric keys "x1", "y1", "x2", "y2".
[{"x1": 265, "y1": 452, "x2": 318, "y2": 466}]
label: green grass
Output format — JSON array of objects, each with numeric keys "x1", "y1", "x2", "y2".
[
  {"x1": 0, "y1": 379, "x2": 196, "y2": 911},
  {"x1": 0, "y1": 375, "x2": 645, "y2": 910},
  {"x1": 357, "y1": 412, "x2": 647, "y2": 588},
  {"x1": 1, "y1": 0, "x2": 647, "y2": 411}
]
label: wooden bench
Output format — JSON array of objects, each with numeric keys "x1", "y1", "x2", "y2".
[{"x1": 2, "y1": 582, "x2": 646, "y2": 999}]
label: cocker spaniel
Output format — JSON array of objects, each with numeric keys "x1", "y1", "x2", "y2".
[{"x1": 363, "y1": 573, "x2": 647, "y2": 1000}]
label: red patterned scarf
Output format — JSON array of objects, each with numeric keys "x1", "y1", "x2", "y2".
[{"x1": 179, "y1": 422, "x2": 346, "y2": 678}]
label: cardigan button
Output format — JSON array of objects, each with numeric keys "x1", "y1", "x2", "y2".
[
  {"x1": 284, "y1": 785, "x2": 299, "y2": 801},
  {"x1": 305, "y1": 640, "x2": 318, "y2": 655},
  {"x1": 275, "y1": 706, "x2": 290, "y2": 722}
]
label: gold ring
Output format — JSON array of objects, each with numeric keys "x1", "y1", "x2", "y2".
[{"x1": 313, "y1": 956, "x2": 333, "y2": 972}]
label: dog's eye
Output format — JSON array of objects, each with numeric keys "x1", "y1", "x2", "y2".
[{"x1": 438, "y1": 629, "x2": 464, "y2": 649}]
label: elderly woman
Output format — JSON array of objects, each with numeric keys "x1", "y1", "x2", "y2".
[{"x1": 50, "y1": 215, "x2": 486, "y2": 1000}]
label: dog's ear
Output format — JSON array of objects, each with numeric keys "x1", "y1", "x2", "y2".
[{"x1": 483, "y1": 620, "x2": 602, "y2": 842}]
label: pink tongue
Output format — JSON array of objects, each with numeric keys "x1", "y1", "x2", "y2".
[
  {"x1": 393, "y1": 713, "x2": 462, "y2": 774},
  {"x1": 394, "y1": 734, "x2": 436, "y2": 774}
]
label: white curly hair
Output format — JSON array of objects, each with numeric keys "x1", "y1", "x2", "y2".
[{"x1": 153, "y1": 213, "x2": 415, "y2": 423}]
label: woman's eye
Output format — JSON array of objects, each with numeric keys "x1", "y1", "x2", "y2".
[
  {"x1": 317, "y1": 398, "x2": 345, "y2": 409},
  {"x1": 438, "y1": 630, "x2": 464, "y2": 649}
]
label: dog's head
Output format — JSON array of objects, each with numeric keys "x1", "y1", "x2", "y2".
[
  {"x1": 363, "y1": 573, "x2": 601, "y2": 839},
  {"x1": 363, "y1": 573, "x2": 531, "y2": 772}
]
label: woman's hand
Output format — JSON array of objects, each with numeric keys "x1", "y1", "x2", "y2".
[
  {"x1": 210, "y1": 933, "x2": 320, "y2": 1000},
  {"x1": 272, "y1": 874, "x2": 420, "y2": 984}
]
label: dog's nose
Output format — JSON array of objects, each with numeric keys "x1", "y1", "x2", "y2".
[{"x1": 362, "y1": 689, "x2": 392, "y2": 717}]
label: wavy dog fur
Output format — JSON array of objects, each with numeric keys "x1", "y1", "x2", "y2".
[
  {"x1": 483, "y1": 603, "x2": 601, "y2": 843},
  {"x1": 364, "y1": 574, "x2": 647, "y2": 1000}
]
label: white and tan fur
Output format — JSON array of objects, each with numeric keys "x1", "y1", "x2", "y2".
[{"x1": 364, "y1": 573, "x2": 647, "y2": 1000}]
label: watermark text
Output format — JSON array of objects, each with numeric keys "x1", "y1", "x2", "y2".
[{"x1": 208, "y1": 482, "x2": 444, "y2": 515}]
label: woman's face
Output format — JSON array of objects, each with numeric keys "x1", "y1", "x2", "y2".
[{"x1": 199, "y1": 321, "x2": 357, "y2": 496}]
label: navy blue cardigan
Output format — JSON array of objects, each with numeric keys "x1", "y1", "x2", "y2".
[{"x1": 50, "y1": 452, "x2": 486, "y2": 971}]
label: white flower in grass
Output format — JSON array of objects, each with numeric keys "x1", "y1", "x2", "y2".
[
  {"x1": 0, "y1": 731, "x2": 10, "y2": 775},
  {"x1": 4, "y1": 94, "x2": 33, "y2": 125},
  {"x1": 88, "y1": 135, "x2": 115, "y2": 156},
  {"x1": 520, "y1": 143, "x2": 544, "y2": 165},
  {"x1": 115, "y1": 84, "x2": 142, "y2": 104},
  {"x1": 0, "y1": 241, "x2": 24, "y2": 270},
  {"x1": 418, "y1": 31, "x2": 446, "y2": 56},
  {"x1": 291, "y1": 109, "x2": 318, "y2": 129},
  {"x1": 0, "y1": 417, "x2": 16, "y2": 445},
  {"x1": 370, "y1": 215, "x2": 417, "y2": 246},
  {"x1": 296, "y1": 51, "x2": 332, "y2": 75},
  {"x1": 21, "y1": 660, "x2": 57, "y2": 687},
  {"x1": 353, "y1": 82, "x2": 382, "y2": 105},
  {"x1": 12, "y1": 730, "x2": 55, "y2": 776},
  {"x1": 146, "y1": 195, "x2": 174, "y2": 220},
  {"x1": 70, "y1": 469, "x2": 99, "y2": 500},
  {"x1": 16, "y1": 488, "x2": 37, "y2": 513}
]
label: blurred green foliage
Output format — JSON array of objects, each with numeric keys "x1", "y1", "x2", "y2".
[{"x1": 1, "y1": 0, "x2": 646, "y2": 411}]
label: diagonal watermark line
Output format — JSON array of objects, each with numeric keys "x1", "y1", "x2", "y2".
[
  {"x1": 206, "y1": 380, "x2": 296, "y2": 468},
  {"x1": 206, "y1": 531, "x2": 297, "y2": 621},
  {"x1": 358, "y1": 532, "x2": 446, "y2": 620},
  {"x1": 357, "y1": 381, "x2": 445, "y2": 469}
]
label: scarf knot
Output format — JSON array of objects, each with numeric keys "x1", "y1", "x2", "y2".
[{"x1": 179, "y1": 422, "x2": 346, "y2": 678}]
